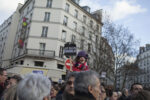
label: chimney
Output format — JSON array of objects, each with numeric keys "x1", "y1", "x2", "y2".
[
  {"x1": 82, "y1": 6, "x2": 91, "y2": 13},
  {"x1": 72, "y1": 0, "x2": 80, "y2": 5},
  {"x1": 146, "y1": 44, "x2": 150, "y2": 50},
  {"x1": 140, "y1": 47, "x2": 145, "y2": 54},
  {"x1": 92, "y1": 9, "x2": 103, "y2": 22}
]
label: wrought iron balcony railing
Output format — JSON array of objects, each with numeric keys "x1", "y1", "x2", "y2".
[{"x1": 25, "y1": 49, "x2": 55, "y2": 58}]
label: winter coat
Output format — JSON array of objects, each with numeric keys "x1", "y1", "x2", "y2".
[
  {"x1": 118, "y1": 94, "x2": 128, "y2": 100},
  {"x1": 72, "y1": 62, "x2": 88, "y2": 72},
  {"x1": 0, "y1": 83, "x2": 5, "y2": 99},
  {"x1": 72, "y1": 95, "x2": 96, "y2": 100}
]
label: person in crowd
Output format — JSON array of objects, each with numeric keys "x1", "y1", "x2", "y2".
[
  {"x1": 17, "y1": 73, "x2": 51, "y2": 100},
  {"x1": 117, "y1": 91, "x2": 122, "y2": 98},
  {"x1": 9, "y1": 75, "x2": 22, "y2": 87},
  {"x1": 73, "y1": 70, "x2": 101, "y2": 100},
  {"x1": 131, "y1": 90, "x2": 150, "y2": 100},
  {"x1": 105, "y1": 89, "x2": 118, "y2": 100},
  {"x1": 2, "y1": 85, "x2": 19, "y2": 100},
  {"x1": 51, "y1": 84, "x2": 60, "y2": 100},
  {"x1": 109, "y1": 91, "x2": 118, "y2": 100},
  {"x1": 72, "y1": 51, "x2": 89, "y2": 72},
  {"x1": 56, "y1": 72, "x2": 77, "y2": 100},
  {"x1": 100, "y1": 85, "x2": 107, "y2": 100},
  {"x1": 118, "y1": 88, "x2": 128, "y2": 100},
  {"x1": 126, "y1": 83, "x2": 143, "y2": 100},
  {"x1": 1, "y1": 75, "x2": 22, "y2": 100},
  {"x1": 4, "y1": 78, "x2": 10, "y2": 89},
  {"x1": 0, "y1": 68, "x2": 7, "y2": 98},
  {"x1": 55, "y1": 84, "x2": 65, "y2": 100}
]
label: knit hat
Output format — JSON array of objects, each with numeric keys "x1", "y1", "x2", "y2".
[{"x1": 77, "y1": 51, "x2": 88, "y2": 59}]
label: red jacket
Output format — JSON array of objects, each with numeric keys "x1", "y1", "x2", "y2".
[{"x1": 72, "y1": 62, "x2": 89, "y2": 72}]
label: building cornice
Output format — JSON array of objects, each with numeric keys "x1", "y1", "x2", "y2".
[
  {"x1": 68, "y1": 0, "x2": 103, "y2": 25},
  {"x1": 19, "y1": 0, "x2": 33, "y2": 13}
]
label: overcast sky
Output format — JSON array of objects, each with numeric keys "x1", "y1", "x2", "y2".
[{"x1": 0, "y1": 0, "x2": 149, "y2": 47}]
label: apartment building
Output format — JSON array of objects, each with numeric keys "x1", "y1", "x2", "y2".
[
  {"x1": 1, "y1": 0, "x2": 102, "y2": 81},
  {"x1": 0, "y1": 4, "x2": 22, "y2": 68},
  {"x1": 96, "y1": 37, "x2": 115, "y2": 85},
  {"x1": 137, "y1": 44, "x2": 150, "y2": 88}
]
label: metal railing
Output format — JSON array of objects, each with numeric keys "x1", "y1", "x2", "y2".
[{"x1": 25, "y1": 49, "x2": 55, "y2": 58}]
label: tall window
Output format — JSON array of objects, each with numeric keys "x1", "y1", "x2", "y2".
[
  {"x1": 29, "y1": 13, "x2": 32, "y2": 23},
  {"x1": 82, "y1": 26, "x2": 85, "y2": 36},
  {"x1": 26, "y1": 27, "x2": 30, "y2": 37},
  {"x1": 61, "y1": 30, "x2": 66, "y2": 41},
  {"x1": 63, "y1": 16, "x2": 68, "y2": 26},
  {"x1": 46, "y1": 0, "x2": 52, "y2": 8},
  {"x1": 80, "y1": 40, "x2": 84, "y2": 50},
  {"x1": 44, "y1": 12, "x2": 50, "y2": 22},
  {"x1": 71, "y1": 35, "x2": 76, "y2": 43},
  {"x1": 74, "y1": 10, "x2": 78, "y2": 18},
  {"x1": 89, "y1": 32, "x2": 92, "y2": 40},
  {"x1": 65, "y1": 3, "x2": 70, "y2": 12},
  {"x1": 41, "y1": 26, "x2": 48, "y2": 37},
  {"x1": 83, "y1": 15, "x2": 86, "y2": 23},
  {"x1": 39, "y1": 43, "x2": 46, "y2": 55},
  {"x1": 88, "y1": 43, "x2": 91, "y2": 52},
  {"x1": 73, "y1": 22, "x2": 77, "y2": 31},
  {"x1": 59, "y1": 46, "x2": 64, "y2": 58},
  {"x1": 90, "y1": 20, "x2": 93, "y2": 28},
  {"x1": 96, "y1": 24, "x2": 99, "y2": 31}
]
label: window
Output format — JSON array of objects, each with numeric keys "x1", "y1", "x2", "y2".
[
  {"x1": 63, "y1": 16, "x2": 68, "y2": 26},
  {"x1": 41, "y1": 26, "x2": 48, "y2": 37},
  {"x1": 73, "y1": 22, "x2": 77, "y2": 31},
  {"x1": 30, "y1": 13, "x2": 32, "y2": 22},
  {"x1": 61, "y1": 30, "x2": 66, "y2": 41},
  {"x1": 65, "y1": 3, "x2": 70, "y2": 12},
  {"x1": 90, "y1": 20, "x2": 93, "y2": 28},
  {"x1": 59, "y1": 46, "x2": 64, "y2": 58},
  {"x1": 44, "y1": 12, "x2": 50, "y2": 22},
  {"x1": 27, "y1": 6, "x2": 29, "y2": 14},
  {"x1": 71, "y1": 34, "x2": 76, "y2": 43},
  {"x1": 20, "y1": 60, "x2": 24, "y2": 65},
  {"x1": 46, "y1": 0, "x2": 52, "y2": 8},
  {"x1": 39, "y1": 43, "x2": 46, "y2": 55},
  {"x1": 80, "y1": 40, "x2": 84, "y2": 50},
  {"x1": 26, "y1": 27, "x2": 30, "y2": 37},
  {"x1": 88, "y1": 43, "x2": 91, "y2": 52},
  {"x1": 95, "y1": 36, "x2": 98, "y2": 42},
  {"x1": 89, "y1": 33, "x2": 92, "y2": 40},
  {"x1": 82, "y1": 26, "x2": 85, "y2": 36},
  {"x1": 34, "y1": 61, "x2": 44, "y2": 67},
  {"x1": 57, "y1": 64, "x2": 64, "y2": 69},
  {"x1": 74, "y1": 10, "x2": 78, "y2": 18},
  {"x1": 83, "y1": 15, "x2": 86, "y2": 23},
  {"x1": 96, "y1": 24, "x2": 99, "y2": 31}
]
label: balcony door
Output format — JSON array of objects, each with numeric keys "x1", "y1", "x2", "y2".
[{"x1": 39, "y1": 43, "x2": 46, "y2": 55}]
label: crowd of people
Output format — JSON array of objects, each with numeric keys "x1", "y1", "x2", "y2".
[
  {"x1": 0, "y1": 51, "x2": 150, "y2": 100},
  {"x1": 0, "y1": 68, "x2": 150, "y2": 100}
]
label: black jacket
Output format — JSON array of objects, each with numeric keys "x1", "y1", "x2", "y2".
[
  {"x1": 72, "y1": 95, "x2": 96, "y2": 100},
  {"x1": 118, "y1": 95, "x2": 128, "y2": 100},
  {"x1": 0, "y1": 84, "x2": 5, "y2": 99}
]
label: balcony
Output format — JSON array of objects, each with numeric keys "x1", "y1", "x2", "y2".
[
  {"x1": 12, "y1": 49, "x2": 55, "y2": 61},
  {"x1": 25, "y1": 49, "x2": 55, "y2": 58}
]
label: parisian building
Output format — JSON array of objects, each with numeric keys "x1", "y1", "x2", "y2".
[
  {"x1": 137, "y1": 44, "x2": 150, "y2": 88},
  {"x1": 0, "y1": 0, "x2": 103, "y2": 82},
  {"x1": 97, "y1": 37, "x2": 115, "y2": 85},
  {"x1": 0, "y1": 4, "x2": 22, "y2": 68}
]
